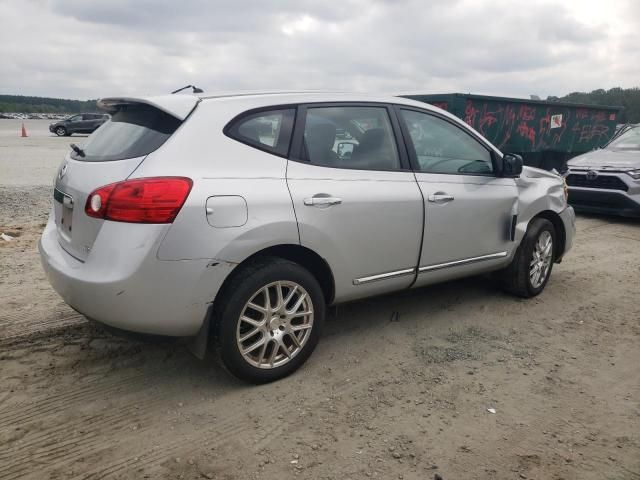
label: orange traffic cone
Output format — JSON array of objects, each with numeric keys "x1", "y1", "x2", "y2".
[{"x1": 21, "y1": 122, "x2": 28, "y2": 137}]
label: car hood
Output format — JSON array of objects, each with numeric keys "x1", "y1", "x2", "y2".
[{"x1": 568, "y1": 149, "x2": 640, "y2": 169}]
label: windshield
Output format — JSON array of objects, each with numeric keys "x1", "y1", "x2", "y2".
[
  {"x1": 607, "y1": 126, "x2": 640, "y2": 151},
  {"x1": 71, "y1": 104, "x2": 181, "y2": 162}
]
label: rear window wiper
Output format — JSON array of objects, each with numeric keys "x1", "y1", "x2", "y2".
[{"x1": 70, "y1": 143, "x2": 85, "y2": 157}]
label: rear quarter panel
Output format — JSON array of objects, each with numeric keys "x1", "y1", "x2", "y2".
[{"x1": 129, "y1": 99, "x2": 300, "y2": 262}]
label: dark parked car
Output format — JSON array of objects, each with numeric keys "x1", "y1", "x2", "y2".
[{"x1": 49, "y1": 113, "x2": 109, "y2": 136}]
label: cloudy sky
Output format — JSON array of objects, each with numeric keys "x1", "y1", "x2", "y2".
[{"x1": 1, "y1": 0, "x2": 638, "y2": 100}]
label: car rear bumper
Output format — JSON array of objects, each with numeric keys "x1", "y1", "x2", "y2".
[
  {"x1": 568, "y1": 188, "x2": 640, "y2": 217},
  {"x1": 38, "y1": 216, "x2": 235, "y2": 336}
]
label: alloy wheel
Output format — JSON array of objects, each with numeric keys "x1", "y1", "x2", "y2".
[
  {"x1": 529, "y1": 230, "x2": 553, "y2": 288},
  {"x1": 236, "y1": 281, "x2": 314, "y2": 369}
]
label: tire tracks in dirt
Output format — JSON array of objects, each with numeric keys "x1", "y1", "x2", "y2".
[{"x1": 0, "y1": 315, "x2": 393, "y2": 480}]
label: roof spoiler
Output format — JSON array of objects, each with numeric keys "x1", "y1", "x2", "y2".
[{"x1": 97, "y1": 95, "x2": 200, "y2": 121}]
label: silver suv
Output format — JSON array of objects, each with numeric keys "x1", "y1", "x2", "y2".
[
  {"x1": 39, "y1": 92, "x2": 575, "y2": 382},
  {"x1": 566, "y1": 124, "x2": 640, "y2": 217}
]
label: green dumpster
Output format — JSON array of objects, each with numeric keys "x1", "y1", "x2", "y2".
[{"x1": 402, "y1": 93, "x2": 623, "y2": 171}]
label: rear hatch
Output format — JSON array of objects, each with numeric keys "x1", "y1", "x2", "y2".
[{"x1": 53, "y1": 95, "x2": 198, "y2": 261}]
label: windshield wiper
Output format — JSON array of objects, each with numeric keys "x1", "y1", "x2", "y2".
[
  {"x1": 70, "y1": 143, "x2": 85, "y2": 157},
  {"x1": 603, "y1": 123, "x2": 635, "y2": 148}
]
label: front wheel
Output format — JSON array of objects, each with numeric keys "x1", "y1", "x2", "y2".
[
  {"x1": 501, "y1": 218, "x2": 556, "y2": 298},
  {"x1": 55, "y1": 126, "x2": 67, "y2": 136},
  {"x1": 217, "y1": 257, "x2": 325, "y2": 383}
]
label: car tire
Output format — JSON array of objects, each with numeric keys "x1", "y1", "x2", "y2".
[
  {"x1": 500, "y1": 218, "x2": 556, "y2": 298},
  {"x1": 216, "y1": 257, "x2": 325, "y2": 383},
  {"x1": 55, "y1": 126, "x2": 67, "y2": 137}
]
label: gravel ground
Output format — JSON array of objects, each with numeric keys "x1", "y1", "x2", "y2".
[
  {"x1": 1, "y1": 124, "x2": 639, "y2": 480},
  {"x1": 0, "y1": 119, "x2": 79, "y2": 186}
]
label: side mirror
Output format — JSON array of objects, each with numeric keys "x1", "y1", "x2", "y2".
[
  {"x1": 501, "y1": 153, "x2": 523, "y2": 177},
  {"x1": 337, "y1": 142, "x2": 354, "y2": 159}
]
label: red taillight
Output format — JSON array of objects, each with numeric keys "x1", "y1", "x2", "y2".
[{"x1": 85, "y1": 177, "x2": 193, "y2": 223}]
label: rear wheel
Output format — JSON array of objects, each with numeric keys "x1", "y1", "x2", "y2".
[
  {"x1": 217, "y1": 257, "x2": 325, "y2": 383},
  {"x1": 55, "y1": 126, "x2": 67, "y2": 136},
  {"x1": 501, "y1": 218, "x2": 556, "y2": 298}
]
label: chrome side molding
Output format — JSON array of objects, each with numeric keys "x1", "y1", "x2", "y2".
[
  {"x1": 418, "y1": 252, "x2": 508, "y2": 273},
  {"x1": 353, "y1": 267, "x2": 416, "y2": 285},
  {"x1": 353, "y1": 252, "x2": 508, "y2": 285}
]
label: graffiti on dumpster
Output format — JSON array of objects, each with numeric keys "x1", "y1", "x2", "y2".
[{"x1": 447, "y1": 100, "x2": 617, "y2": 153}]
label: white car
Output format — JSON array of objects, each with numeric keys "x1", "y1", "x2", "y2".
[{"x1": 566, "y1": 124, "x2": 640, "y2": 217}]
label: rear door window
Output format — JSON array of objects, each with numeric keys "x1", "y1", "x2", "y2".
[
  {"x1": 302, "y1": 106, "x2": 401, "y2": 171},
  {"x1": 71, "y1": 104, "x2": 181, "y2": 162},
  {"x1": 225, "y1": 109, "x2": 295, "y2": 157}
]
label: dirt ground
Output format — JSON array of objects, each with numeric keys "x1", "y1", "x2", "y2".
[{"x1": 1, "y1": 124, "x2": 639, "y2": 479}]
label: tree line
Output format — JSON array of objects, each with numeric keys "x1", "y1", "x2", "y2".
[
  {"x1": 0, "y1": 95, "x2": 98, "y2": 114},
  {"x1": 548, "y1": 87, "x2": 640, "y2": 123},
  {"x1": 2, "y1": 88, "x2": 639, "y2": 122}
]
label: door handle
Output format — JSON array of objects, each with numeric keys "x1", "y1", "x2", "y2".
[
  {"x1": 427, "y1": 193, "x2": 455, "y2": 203},
  {"x1": 303, "y1": 196, "x2": 342, "y2": 207}
]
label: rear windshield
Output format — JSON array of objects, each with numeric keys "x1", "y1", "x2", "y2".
[{"x1": 71, "y1": 104, "x2": 181, "y2": 161}]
